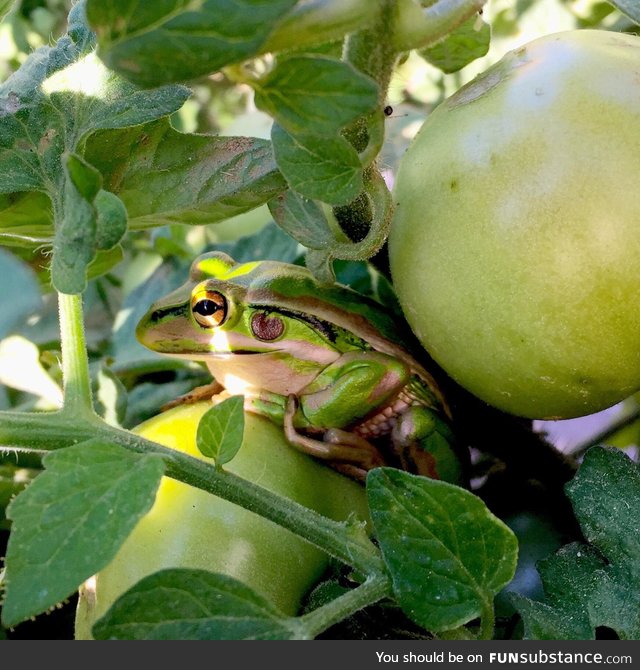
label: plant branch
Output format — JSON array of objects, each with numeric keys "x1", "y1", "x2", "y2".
[
  {"x1": 0, "y1": 408, "x2": 384, "y2": 577},
  {"x1": 295, "y1": 573, "x2": 391, "y2": 639},
  {"x1": 58, "y1": 292, "x2": 95, "y2": 418},
  {"x1": 569, "y1": 407, "x2": 640, "y2": 458}
]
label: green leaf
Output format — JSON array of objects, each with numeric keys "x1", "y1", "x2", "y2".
[
  {"x1": 221, "y1": 221, "x2": 301, "y2": 265},
  {"x1": 420, "y1": 14, "x2": 491, "y2": 74},
  {"x1": 0, "y1": 249, "x2": 42, "y2": 340},
  {"x1": 268, "y1": 190, "x2": 334, "y2": 250},
  {"x1": 86, "y1": 0, "x2": 298, "y2": 87},
  {"x1": 567, "y1": 447, "x2": 639, "y2": 569},
  {"x1": 92, "y1": 569, "x2": 297, "y2": 640},
  {"x1": 95, "y1": 190, "x2": 128, "y2": 250},
  {"x1": 513, "y1": 447, "x2": 640, "y2": 640},
  {"x1": 51, "y1": 154, "x2": 104, "y2": 292},
  {"x1": 0, "y1": 20, "x2": 189, "y2": 291},
  {"x1": 607, "y1": 0, "x2": 640, "y2": 23},
  {"x1": 197, "y1": 396, "x2": 245, "y2": 466},
  {"x1": 1, "y1": 441, "x2": 165, "y2": 627},
  {"x1": 305, "y1": 248, "x2": 336, "y2": 284},
  {"x1": 93, "y1": 365, "x2": 128, "y2": 427},
  {"x1": 271, "y1": 124, "x2": 363, "y2": 206},
  {"x1": 0, "y1": 0, "x2": 16, "y2": 23},
  {"x1": 0, "y1": 192, "x2": 53, "y2": 247},
  {"x1": 85, "y1": 119, "x2": 286, "y2": 228},
  {"x1": 367, "y1": 468, "x2": 517, "y2": 632},
  {"x1": 254, "y1": 56, "x2": 378, "y2": 137},
  {"x1": 511, "y1": 544, "x2": 605, "y2": 640}
]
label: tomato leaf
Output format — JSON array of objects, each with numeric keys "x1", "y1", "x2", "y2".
[
  {"x1": 0, "y1": 4, "x2": 189, "y2": 292},
  {"x1": 221, "y1": 221, "x2": 301, "y2": 265},
  {"x1": 420, "y1": 14, "x2": 490, "y2": 74},
  {"x1": 93, "y1": 366, "x2": 128, "y2": 427},
  {"x1": 607, "y1": 0, "x2": 640, "y2": 23},
  {"x1": 51, "y1": 154, "x2": 106, "y2": 293},
  {"x1": 85, "y1": 119, "x2": 286, "y2": 229},
  {"x1": 268, "y1": 190, "x2": 334, "y2": 250},
  {"x1": 254, "y1": 56, "x2": 378, "y2": 137},
  {"x1": 92, "y1": 569, "x2": 298, "y2": 640},
  {"x1": 1, "y1": 440, "x2": 164, "y2": 627},
  {"x1": 271, "y1": 124, "x2": 363, "y2": 206},
  {"x1": 0, "y1": 250, "x2": 42, "y2": 340},
  {"x1": 367, "y1": 468, "x2": 518, "y2": 632},
  {"x1": 86, "y1": 0, "x2": 298, "y2": 86},
  {"x1": 197, "y1": 396, "x2": 245, "y2": 466},
  {"x1": 513, "y1": 448, "x2": 640, "y2": 640},
  {"x1": 0, "y1": 0, "x2": 17, "y2": 22},
  {"x1": 511, "y1": 543, "x2": 606, "y2": 639},
  {"x1": 0, "y1": 192, "x2": 53, "y2": 247},
  {"x1": 94, "y1": 190, "x2": 128, "y2": 250}
]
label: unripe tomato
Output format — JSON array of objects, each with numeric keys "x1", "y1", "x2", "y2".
[
  {"x1": 390, "y1": 30, "x2": 640, "y2": 419},
  {"x1": 75, "y1": 402, "x2": 368, "y2": 638}
]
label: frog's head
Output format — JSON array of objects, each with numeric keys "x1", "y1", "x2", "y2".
[{"x1": 135, "y1": 251, "x2": 338, "y2": 362}]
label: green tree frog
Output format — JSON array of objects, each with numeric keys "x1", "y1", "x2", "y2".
[{"x1": 136, "y1": 252, "x2": 462, "y2": 482}]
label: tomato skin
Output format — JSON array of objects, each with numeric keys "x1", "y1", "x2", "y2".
[
  {"x1": 75, "y1": 402, "x2": 368, "y2": 638},
  {"x1": 390, "y1": 30, "x2": 640, "y2": 420}
]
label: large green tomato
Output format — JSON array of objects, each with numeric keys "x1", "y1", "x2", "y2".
[
  {"x1": 390, "y1": 30, "x2": 640, "y2": 420},
  {"x1": 75, "y1": 402, "x2": 367, "y2": 639}
]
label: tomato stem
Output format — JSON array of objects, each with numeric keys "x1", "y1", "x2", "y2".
[
  {"x1": 295, "y1": 573, "x2": 391, "y2": 639},
  {"x1": 58, "y1": 292, "x2": 96, "y2": 419},
  {"x1": 0, "y1": 406, "x2": 385, "y2": 577}
]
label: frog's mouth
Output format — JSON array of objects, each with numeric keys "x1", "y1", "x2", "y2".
[{"x1": 148, "y1": 346, "x2": 285, "y2": 358}]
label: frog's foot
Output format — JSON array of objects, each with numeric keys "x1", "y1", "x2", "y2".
[
  {"x1": 161, "y1": 380, "x2": 225, "y2": 411},
  {"x1": 392, "y1": 406, "x2": 464, "y2": 484},
  {"x1": 284, "y1": 395, "x2": 386, "y2": 480}
]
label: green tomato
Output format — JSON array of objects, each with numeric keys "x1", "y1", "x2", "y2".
[
  {"x1": 390, "y1": 30, "x2": 640, "y2": 420},
  {"x1": 75, "y1": 402, "x2": 368, "y2": 639}
]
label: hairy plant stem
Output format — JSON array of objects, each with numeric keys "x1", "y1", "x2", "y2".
[
  {"x1": 58, "y1": 292, "x2": 94, "y2": 418},
  {"x1": 478, "y1": 598, "x2": 496, "y2": 640},
  {"x1": 294, "y1": 573, "x2": 391, "y2": 639},
  {"x1": 332, "y1": 0, "x2": 400, "y2": 252}
]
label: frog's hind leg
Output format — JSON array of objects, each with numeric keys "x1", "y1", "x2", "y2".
[
  {"x1": 283, "y1": 395, "x2": 386, "y2": 480},
  {"x1": 392, "y1": 406, "x2": 464, "y2": 484}
]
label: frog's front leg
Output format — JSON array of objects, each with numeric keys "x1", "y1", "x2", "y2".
[
  {"x1": 392, "y1": 406, "x2": 464, "y2": 484},
  {"x1": 278, "y1": 351, "x2": 414, "y2": 476},
  {"x1": 161, "y1": 380, "x2": 225, "y2": 411},
  {"x1": 282, "y1": 395, "x2": 386, "y2": 479}
]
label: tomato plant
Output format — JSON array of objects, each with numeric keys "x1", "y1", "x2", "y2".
[{"x1": 0, "y1": 0, "x2": 639, "y2": 643}]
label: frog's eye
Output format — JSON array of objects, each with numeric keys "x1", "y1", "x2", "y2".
[{"x1": 191, "y1": 291, "x2": 227, "y2": 328}]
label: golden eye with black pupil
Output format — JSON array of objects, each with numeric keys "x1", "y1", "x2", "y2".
[{"x1": 191, "y1": 291, "x2": 227, "y2": 328}]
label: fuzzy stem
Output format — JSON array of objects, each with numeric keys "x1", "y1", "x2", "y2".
[
  {"x1": 0, "y1": 409, "x2": 383, "y2": 576},
  {"x1": 295, "y1": 574, "x2": 391, "y2": 639},
  {"x1": 58, "y1": 292, "x2": 95, "y2": 418}
]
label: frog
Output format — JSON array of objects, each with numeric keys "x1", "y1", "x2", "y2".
[{"x1": 136, "y1": 251, "x2": 463, "y2": 482}]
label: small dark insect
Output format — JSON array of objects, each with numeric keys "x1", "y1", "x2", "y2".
[{"x1": 384, "y1": 105, "x2": 393, "y2": 116}]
